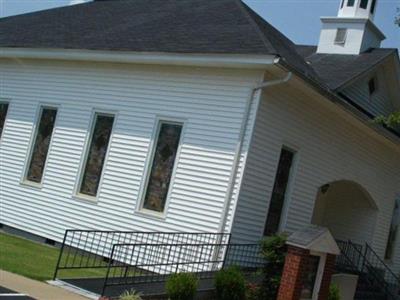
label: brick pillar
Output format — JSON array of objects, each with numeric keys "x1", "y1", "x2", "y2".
[
  {"x1": 277, "y1": 246, "x2": 310, "y2": 300},
  {"x1": 317, "y1": 254, "x2": 336, "y2": 300}
]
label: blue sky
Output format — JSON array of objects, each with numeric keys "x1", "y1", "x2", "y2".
[{"x1": 0, "y1": 0, "x2": 398, "y2": 50}]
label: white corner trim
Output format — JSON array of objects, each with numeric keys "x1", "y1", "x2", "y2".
[{"x1": 0, "y1": 48, "x2": 279, "y2": 69}]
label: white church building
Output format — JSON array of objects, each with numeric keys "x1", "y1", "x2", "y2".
[{"x1": 0, "y1": 0, "x2": 399, "y2": 297}]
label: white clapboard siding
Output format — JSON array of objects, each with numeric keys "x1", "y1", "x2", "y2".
[
  {"x1": 0, "y1": 58, "x2": 262, "y2": 242},
  {"x1": 341, "y1": 67, "x2": 395, "y2": 117},
  {"x1": 231, "y1": 81, "x2": 400, "y2": 272}
]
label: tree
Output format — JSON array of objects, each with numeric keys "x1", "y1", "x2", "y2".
[
  {"x1": 374, "y1": 9, "x2": 399, "y2": 129},
  {"x1": 375, "y1": 112, "x2": 400, "y2": 129}
]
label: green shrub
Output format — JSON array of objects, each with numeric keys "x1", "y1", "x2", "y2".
[
  {"x1": 214, "y1": 266, "x2": 246, "y2": 300},
  {"x1": 328, "y1": 284, "x2": 341, "y2": 300},
  {"x1": 260, "y1": 234, "x2": 287, "y2": 299},
  {"x1": 165, "y1": 272, "x2": 198, "y2": 300},
  {"x1": 119, "y1": 289, "x2": 143, "y2": 300}
]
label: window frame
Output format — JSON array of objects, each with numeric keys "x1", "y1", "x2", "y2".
[
  {"x1": 263, "y1": 145, "x2": 298, "y2": 236},
  {"x1": 347, "y1": 0, "x2": 355, "y2": 7},
  {"x1": 136, "y1": 116, "x2": 186, "y2": 219},
  {"x1": 359, "y1": 0, "x2": 369, "y2": 9},
  {"x1": 307, "y1": 251, "x2": 327, "y2": 300},
  {"x1": 0, "y1": 99, "x2": 11, "y2": 142},
  {"x1": 73, "y1": 109, "x2": 116, "y2": 202},
  {"x1": 334, "y1": 28, "x2": 348, "y2": 45},
  {"x1": 21, "y1": 103, "x2": 59, "y2": 188},
  {"x1": 384, "y1": 196, "x2": 400, "y2": 262},
  {"x1": 277, "y1": 145, "x2": 299, "y2": 233},
  {"x1": 370, "y1": 0, "x2": 377, "y2": 13},
  {"x1": 368, "y1": 75, "x2": 378, "y2": 96}
]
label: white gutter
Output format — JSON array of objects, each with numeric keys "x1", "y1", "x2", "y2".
[
  {"x1": 0, "y1": 48, "x2": 278, "y2": 69},
  {"x1": 218, "y1": 71, "x2": 293, "y2": 235}
]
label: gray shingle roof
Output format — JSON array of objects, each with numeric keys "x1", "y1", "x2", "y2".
[
  {"x1": 295, "y1": 45, "x2": 398, "y2": 90},
  {"x1": 0, "y1": 0, "x2": 396, "y2": 90},
  {"x1": 0, "y1": 0, "x2": 318, "y2": 80}
]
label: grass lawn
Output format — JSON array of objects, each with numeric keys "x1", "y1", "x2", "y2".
[{"x1": 0, "y1": 232, "x2": 108, "y2": 281}]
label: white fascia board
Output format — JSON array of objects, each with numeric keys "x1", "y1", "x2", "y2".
[
  {"x1": 320, "y1": 17, "x2": 385, "y2": 40},
  {"x1": 0, "y1": 48, "x2": 278, "y2": 69}
]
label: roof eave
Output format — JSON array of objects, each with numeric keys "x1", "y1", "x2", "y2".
[{"x1": 0, "y1": 47, "x2": 278, "y2": 69}]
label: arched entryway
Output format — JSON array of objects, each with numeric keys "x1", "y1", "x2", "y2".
[{"x1": 311, "y1": 180, "x2": 378, "y2": 245}]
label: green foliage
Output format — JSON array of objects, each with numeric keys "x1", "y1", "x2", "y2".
[
  {"x1": 214, "y1": 266, "x2": 246, "y2": 300},
  {"x1": 119, "y1": 289, "x2": 143, "y2": 300},
  {"x1": 165, "y1": 273, "x2": 198, "y2": 300},
  {"x1": 260, "y1": 234, "x2": 287, "y2": 299},
  {"x1": 328, "y1": 284, "x2": 341, "y2": 300},
  {"x1": 396, "y1": 8, "x2": 400, "y2": 27},
  {"x1": 375, "y1": 111, "x2": 400, "y2": 129}
]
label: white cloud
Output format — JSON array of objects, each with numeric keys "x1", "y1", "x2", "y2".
[{"x1": 69, "y1": 0, "x2": 89, "y2": 5}]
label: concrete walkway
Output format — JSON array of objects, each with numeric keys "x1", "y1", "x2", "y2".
[{"x1": 0, "y1": 270, "x2": 90, "y2": 300}]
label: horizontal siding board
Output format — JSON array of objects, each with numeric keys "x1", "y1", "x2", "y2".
[
  {"x1": 0, "y1": 59, "x2": 260, "y2": 246},
  {"x1": 231, "y1": 82, "x2": 400, "y2": 272}
]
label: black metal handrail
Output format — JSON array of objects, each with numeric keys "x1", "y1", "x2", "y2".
[
  {"x1": 336, "y1": 239, "x2": 363, "y2": 272},
  {"x1": 53, "y1": 230, "x2": 231, "y2": 280},
  {"x1": 336, "y1": 239, "x2": 399, "y2": 300},
  {"x1": 364, "y1": 243, "x2": 400, "y2": 282},
  {"x1": 102, "y1": 242, "x2": 264, "y2": 296}
]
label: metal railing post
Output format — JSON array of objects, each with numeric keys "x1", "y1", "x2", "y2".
[
  {"x1": 53, "y1": 230, "x2": 69, "y2": 280},
  {"x1": 101, "y1": 244, "x2": 116, "y2": 296}
]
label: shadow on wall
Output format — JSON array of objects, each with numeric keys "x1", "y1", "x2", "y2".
[{"x1": 311, "y1": 180, "x2": 379, "y2": 245}]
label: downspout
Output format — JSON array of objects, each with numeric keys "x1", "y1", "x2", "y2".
[{"x1": 217, "y1": 71, "x2": 292, "y2": 236}]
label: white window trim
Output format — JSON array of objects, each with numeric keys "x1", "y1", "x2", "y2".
[
  {"x1": 310, "y1": 251, "x2": 327, "y2": 300},
  {"x1": 0, "y1": 98, "x2": 11, "y2": 143},
  {"x1": 73, "y1": 109, "x2": 117, "y2": 202},
  {"x1": 263, "y1": 144, "x2": 299, "y2": 236},
  {"x1": 136, "y1": 116, "x2": 186, "y2": 219},
  {"x1": 20, "y1": 103, "x2": 60, "y2": 188},
  {"x1": 278, "y1": 144, "x2": 300, "y2": 233}
]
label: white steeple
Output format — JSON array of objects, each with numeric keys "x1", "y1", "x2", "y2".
[
  {"x1": 317, "y1": 0, "x2": 385, "y2": 55},
  {"x1": 338, "y1": 0, "x2": 377, "y2": 20}
]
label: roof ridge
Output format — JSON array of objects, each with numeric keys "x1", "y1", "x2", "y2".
[{"x1": 234, "y1": 0, "x2": 279, "y2": 56}]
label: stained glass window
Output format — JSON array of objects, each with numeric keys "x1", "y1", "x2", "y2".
[
  {"x1": 143, "y1": 122, "x2": 183, "y2": 213},
  {"x1": 264, "y1": 148, "x2": 295, "y2": 236},
  {"x1": 0, "y1": 102, "x2": 9, "y2": 139},
  {"x1": 79, "y1": 113, "x2": 114, "y2": 197},
  {"x1": 26, "y1": 107, "x2": 57, "y2": 183}
]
